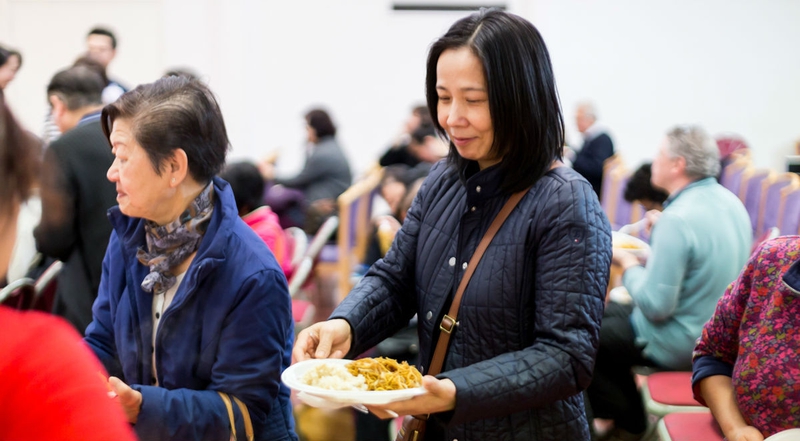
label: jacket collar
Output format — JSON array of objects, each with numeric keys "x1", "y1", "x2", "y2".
[
  {"x1": 460, "y1": 161, "x2": 504, "y2": 205},
  {"x1": 663, "y1": 177, "x2": 715, "y2": 209},
  {"x1": 107, "y1": 176, "x2": 236, "y2": 273},
  {"x1": 784, "y1": 258, "x2": 800, "y2": 294}
]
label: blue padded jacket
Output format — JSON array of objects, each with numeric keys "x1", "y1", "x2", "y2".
[{"x1": 85, "y1": 177, "x2": 298, "y2": 441}]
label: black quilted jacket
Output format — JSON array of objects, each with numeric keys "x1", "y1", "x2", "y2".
[{"x1": 332, "y1": 161, "x2": 611, "y2": 441}]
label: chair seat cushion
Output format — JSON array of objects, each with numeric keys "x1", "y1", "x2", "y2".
[
  {"x1": 660, "y1": 412, "x2": 723, "y2": 441},
  {"x1": 647, "y1": 371, "x2": 702, "y2": 406}
]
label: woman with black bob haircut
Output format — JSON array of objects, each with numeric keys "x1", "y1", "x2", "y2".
[
  {"x1": 84, "y1": 76, "x2": 298, "y2": 441},
  {"x1": 293, "y1": 8, "x2": 611, "y2": 441}
]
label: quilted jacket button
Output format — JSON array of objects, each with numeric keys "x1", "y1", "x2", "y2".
[
  {"x1": 448, "y1": 257, "x2": 456, "y2": 266},
  {"x1": 462, "y1": 262, "x2": 468, "y2": 270},
  {"x1": 426, "y1": 311, "x2": 433, "y2": 320},
  {"x1": 475, "y1": 185, "x2": 481, "y2": 193}
]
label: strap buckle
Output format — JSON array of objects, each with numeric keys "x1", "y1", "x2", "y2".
[{"x1": 439, "y1": 314, "x2": 457, "y2": 334}]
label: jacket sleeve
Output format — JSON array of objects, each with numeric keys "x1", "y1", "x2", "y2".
[
  {"x1": 691, "y1": 241, "x2": 762, "y2": 404},
  {"x1": 622, "y1": 212, "x2": 690, "y2": 322},
  {"x1": 275, "y1": 149, "x2": 327, "y2": 190},
  {"x1": 440, "y1": 179, "x2": 611, "y2": 425},
  {"x1": 84, "y1": 232, "x2": 123, "y2": 377},
  {"x1": 572, "y1": 134, "x2": 613, "y2": 183},
  {"x1": 132, "y1": 269, "x2": 293, "y2": 441},
  {"x1": 34, "y1": 145, "x2": 77, "y2": 261},
  {"x1": 330, "y1": 166, "x2": 434, "y2": 355}
]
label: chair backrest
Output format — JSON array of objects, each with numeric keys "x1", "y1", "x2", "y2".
[
  {"x1": 600, "y1": 154, "x2": 624, "y2": 210},
  {"x1": 777, "y1": 181, "x2": 800, "y2": 236},
  {"x1": 0, "y1": 278, "x2": 36, "y2": 310},
  {"x1": 288, "y1": 257, "x2": 314, "y2": 298},
  {"x1": 307, "y1": 216, "x2": 339, "y2": 262},
  {"x1": 757, "y1": 173, "x2": 798, "y2": 237},
  {"x1": 285, "y1": 227, "x2": 309, "y2": 272},
  {"x1": 335, "y1": 166, "x2": 384, "y2": 300},
  {"x1": 738, "y1": 168, "x2": 773, "y2": 234},
  {"x1": 31, "y1": 260, "x2": 62, "y2": 312},
  {"x1": 602, "y1": 165, "x2": 631, "y2": 230},
  {"x1": 719, "y1": 153, "x2": 751, "y2": 199}
]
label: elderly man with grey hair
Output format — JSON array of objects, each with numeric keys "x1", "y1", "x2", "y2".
[
  {"x1": 572, "y1": 101, "x2": 615, "y2": 198},
  {"x1": 586, "y1": 125, "x2": 751, "y2": 441}
]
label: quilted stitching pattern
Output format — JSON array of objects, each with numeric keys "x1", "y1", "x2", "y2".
[{"x1": 333, "y1": 162, "x2": 611, "y2": 440}]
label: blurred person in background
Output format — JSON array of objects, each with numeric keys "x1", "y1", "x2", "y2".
[
  {"x1": 219, "y1": 160, "x2": 293, "y2": 278},
  {"x1": 0, "y1": 91, "x2": 136, "y2": 441},
  {"x1": 34, "y1": 65, "x2": 117, "y2": 332},
  {"x1": 0, "y1": 45, "x2": 22, "y2": 98},
  {"x1": 379, "y1": 104, "x2": 433, "y2": 167},
  {"x1": 86, "y1": 26, "x2": 127, "y2": 103},
  {"x1": 261, "y1": 108, "x2": 352, "y2": 235},
  {"x1": 617, "y1": 162, "x2": 669, "y2": 238},
  {"x1": 568, "y1": 101, "x2": 615, "y2": 198},
  {"x1": 84, "y1": 76, "x2": 298, "y2": 441},
  {"x1": 588, "y1": 125, "x2": 752, "y2": 440}
]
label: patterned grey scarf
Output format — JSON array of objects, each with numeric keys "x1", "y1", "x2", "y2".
[{"x1": 137, "y1": 183, "x2": 215, "y2": 294}]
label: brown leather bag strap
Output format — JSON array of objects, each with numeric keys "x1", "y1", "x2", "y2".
[{"x1": 427, "y1": 187, "x2": 529, "y2": 376}]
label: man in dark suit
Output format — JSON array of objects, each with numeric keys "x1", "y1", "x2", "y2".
[
  {"x1": 34, "y1": 65, "x2": 117, "y2": 333},
  {"x1": 571, "y1": 102, "x2": 615, "y2": 198}
]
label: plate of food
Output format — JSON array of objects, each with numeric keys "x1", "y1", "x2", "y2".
[
  {"x1": 281, "y1": 357, "x2": 426, "y2": 405},
  {"x1": 611, "y1": 231, "x2": 651, "y2": 259}
]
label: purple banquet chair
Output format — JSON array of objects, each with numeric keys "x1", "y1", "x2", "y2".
[{"x1": 759, "y1": 173, "x2": 799, "y2": 237}]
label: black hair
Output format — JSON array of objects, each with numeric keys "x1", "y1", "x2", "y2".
[
  {"x1": 410, "y1": 124, "x2": 437, "y2": 146},
  {"x1": 305, "y1": 108, "x2": 336, "y2": 139},
  {"x1": 623, "y1": 162, "x2": 668, "y2": 205},
  {"x1": 0, "y1": 100, "x2": 41, "y2": 212},
  {"x1": 412, "y1": 104, "x2": 432, "y2": 127},
  {"x1": 72, "y1": 55, "x2": 109, "y2": 86},
  {"x1": 218, "y1": 161, "x2": 265, "y2": 215},
  {"x1": 0, "y1": 45, "x2": 22, "y2": 69},
  {"x1": 425, "y1": 8, "x2": 564, "y2": 193},
  {"x1": 101, "y1": 76, "x2": 230, "y2": 183},
  {"x1": 47, "y1": 65, "x2": 105, "y2": 110},
  {"x1": 88, "y1": 27, "x2": 117, "y2": 49}
]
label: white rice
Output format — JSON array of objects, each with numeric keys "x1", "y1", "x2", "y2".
[{"x1": 301, "y1": 363, "x2": 367, "y2": 391}]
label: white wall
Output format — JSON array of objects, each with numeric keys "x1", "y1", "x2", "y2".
[{"x1": 2, "y1": 0, "x2": 799, "y2": 178}]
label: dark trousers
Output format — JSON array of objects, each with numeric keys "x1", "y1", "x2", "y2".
[{"x1": 587, "y1": 302, "x2": 653, "y2": 434}]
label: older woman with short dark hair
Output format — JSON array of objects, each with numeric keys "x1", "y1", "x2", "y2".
[{"x1": 84, "y1": 76, "x2": 298, "y2": 441}]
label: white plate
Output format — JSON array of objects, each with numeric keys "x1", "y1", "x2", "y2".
[
  {"x1": 766, "y1": 429, "x2": 800, "y2": 441},
  {"x1": 612, "y1": 231, "x2": 651, "y2": 259},
  {"x1": 281, "y1": 358, "x2": 426, "y2": 405}
]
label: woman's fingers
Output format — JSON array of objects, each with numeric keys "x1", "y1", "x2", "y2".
[
  {"x1": 291, "y1": 326, "x2": 320, "y2": 363},
  {"x1": 291, "y1": 320, "x2": 351, "y2": 363}
]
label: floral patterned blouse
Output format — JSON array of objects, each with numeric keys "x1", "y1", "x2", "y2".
[{"x1": 692, "y1": 236, "x2": 800, "y2": 437}]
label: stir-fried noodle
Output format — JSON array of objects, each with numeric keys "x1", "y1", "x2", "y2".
[{"x1": 346, "y1": 357, "x2": 422, "y2": 391}]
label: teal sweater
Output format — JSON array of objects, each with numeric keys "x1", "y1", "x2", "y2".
[{"x1": 623, "y1": 178, "x2": 751, "y2": 369}]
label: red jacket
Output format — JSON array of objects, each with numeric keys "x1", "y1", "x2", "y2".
[{"x1": 0, "y1": 307, "x2": 136, "y2": 441}]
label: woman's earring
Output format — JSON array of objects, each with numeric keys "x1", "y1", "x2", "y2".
[{"x1": 171, "y1": 178, "x2": 176, "y2": 183}]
